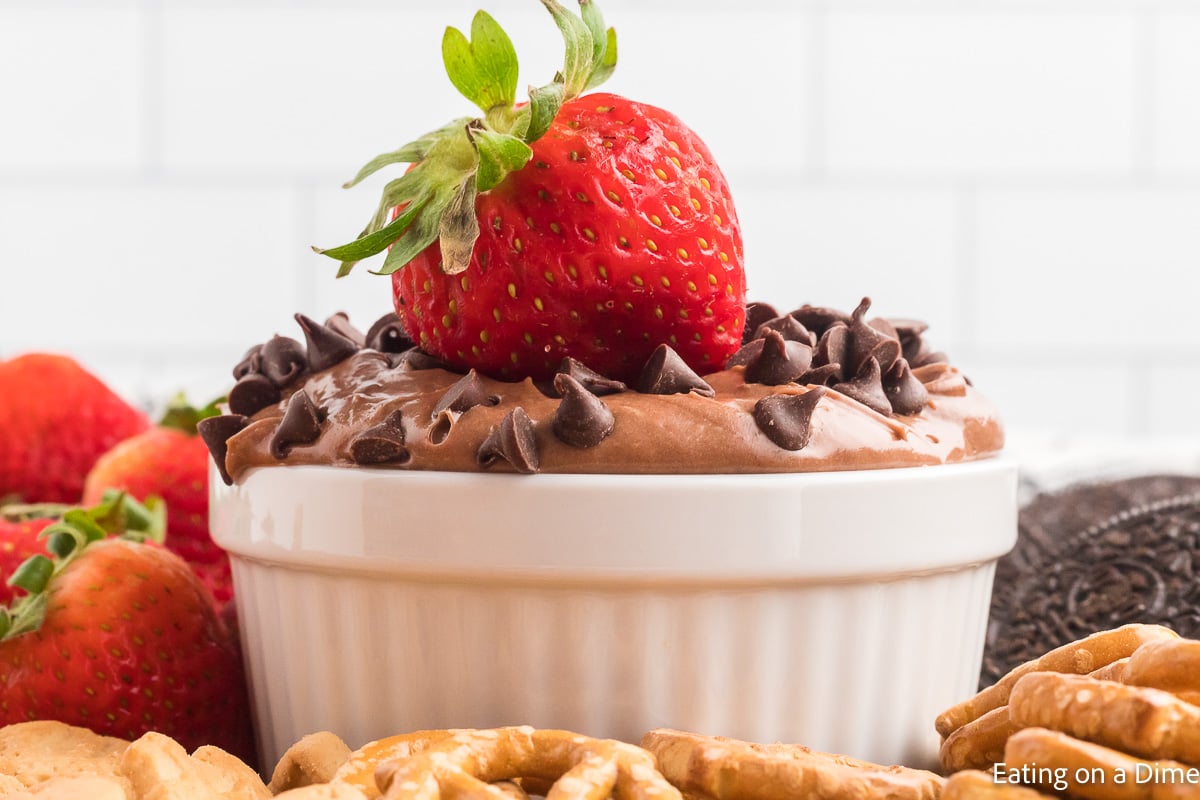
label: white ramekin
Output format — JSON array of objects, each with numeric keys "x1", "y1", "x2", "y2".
[{"x1": 210, "y1": 458, "x2": 1017, "y2": 770}]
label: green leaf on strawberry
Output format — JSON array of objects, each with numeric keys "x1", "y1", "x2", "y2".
[
  {"x1": 315, "y1": 0, "x2": 616, "y2": 278},
  {"x1": 441, "y1": 11, "x2": 520, "y2": 115},
  {"x1": 158, "y1": 392, "x2": 223, "y2": 434},
  {"x1": 0, "y1": 491, "x2": 164, "y2": 640},
  {"x1": 0, "y1": 491, "x2": 254, "y2": 760}
]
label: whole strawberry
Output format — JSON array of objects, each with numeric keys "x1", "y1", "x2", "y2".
[
  {"x1": 318, "y1": 0, "x2": 745, "y2": 383},
  {"x1": 82, "y1": 397, "x2": 232, "y2": 611},
  {"x1": 0, "y1": 354, "x2": 149, "y2": 503},
  {"x1": 0, "y1": 493, "x2": 255, "y2": 764}
]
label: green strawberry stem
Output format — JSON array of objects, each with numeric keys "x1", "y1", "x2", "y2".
[
  {"x1": 0, "y1": 491, "x2": 165, "y2": 641},
  {"x1": 0, "y1": 503, "x2": 75, "y2": 523},
  {"x1": 159, "y1": 392, "x2": 224, "y2": 435},
  {"x1": 314, "y1": 0, "x2": 616, "y2": 278}
]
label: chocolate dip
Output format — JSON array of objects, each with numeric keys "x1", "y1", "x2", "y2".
[{"x1": 206, "y1": 300, "x2": 1004, "y2": 481}]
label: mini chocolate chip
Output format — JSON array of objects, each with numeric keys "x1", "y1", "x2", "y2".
[
  {"x1": 744, "y1": 329, "x2": 814, "y2": 386},
  {"x1": 796, "y1": 363, "x2": 842, "y2": 386},
  {"x1": 556, "y1": 357, "x2": 627, "y2": 396},
  {"x1": 259, "y1": 335, "x2": 307, "y2": 387},
  {"x1": 726, "y1": 338, "x2": 764, "y2": 369},
  {"x1": 196, "y1": 414, "x2": 249, "y2": 486},
  {"x1": 552, "y1": 374, "x2": 615, "y2": 448},
  {"x1": 867, "y1": 317, "x2": 899, "y2": 339},
  {"x1": 477, "y1": 407, "x2": 540, "y2": 473},
  {"x1": 889, "y1": 319, "x2": 929, "y2": 340},
  {"x1": 295, "y1": 313, "x2": 359, "y2": 372},
  {"x1": 832, "y1": 356, "x2": 893, "y2": 416},
  {"x1": 232, "y1": 344, "x2": 262, "y2": 380},
  {"x1": 789, "y1": 305, "x2": 850, "y2": 337},
  {"x1": 269, "y1": 390, "x2": 325, "y2": 459},
  {"x1": 847, "y1": 298, "x2": 901, "y2": 374},
  {"x1": 752, "y1": 315, "x2": 816, "y2": 347},
  {"x1": 636, "y1": 344, "x2": 715, "y2": 397},
  {"x1": 432, "y1": 369, "x2": 500, "y2": 418},
  {"x1": 812, "y1": 323, "x2": 849, "y2": 379},
  {"x1": 884, "y1": 358, "x2": 930, "y2": 416},
  {"x1": 365, "y1": 312, "x2": 414, "y2": 354},
  {"x1": 742, "y1": 301, "x2": 779, "y2": 344},
  {"x1": 754, "y1": 388, "x2": 826, "y2": 451},
  {"x1": 398, "y1": 348, "x2": 448, "y2": 371},
  {"x1": 349, "y1": 409, "x2": 409, "y2": 465},
  {"x1": 228, "y1": 373, "x2": 281, "y2": 416},
  {"x1": 324, "y1": 311, "x2": 366, "y2": 347},
  {"x1": 912, "y1": 349, "x2": 949, "y2": 368}
]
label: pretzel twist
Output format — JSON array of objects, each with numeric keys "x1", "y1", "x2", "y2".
[{"x1": 355, "y1": 727, "x2": 679, "y2": 800}]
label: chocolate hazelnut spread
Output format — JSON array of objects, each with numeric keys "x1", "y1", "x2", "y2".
[{"x1": 201, "y1": 300, "x2": 1004, "y2": 481}]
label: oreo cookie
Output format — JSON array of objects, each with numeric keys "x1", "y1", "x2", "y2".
[{"x1": 984, "y1": 475, "x2": 1200, "y2": 687}]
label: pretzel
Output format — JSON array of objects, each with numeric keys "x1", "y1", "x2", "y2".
[
  {"x1": 271, "y1": 731, "x2": 355, "y2": 794},
  {"x1": 936, "y1": 625, "x2": 1178, "y2": 737},
  {"x1": 940, "y1": 705, "x2": 1021, "y2": 773},
  {"x1": 1126, "y1": 639, "x2": 1200, "y2": 706},
  {"x1": 942, "y1": 770, "x2": 1056, "y2": 799},
  {"x1": 358, "y1": 727, "x2": 680, "y2": 800},
  {"x1": 1091, "y1": 658, "x2": 1131, "y2": 684},
  {"x1": 1009, "y1": 673, "x2": 1200, "y2": 766},
  {"x1": 1004, "y1": 727, "x2": 1200, "y2": 800},
  {"x1": 640, "y1": 728, "x2": 943, "y2": 800},
  {"x1": 330, "y1": 730, "x2": 460, "y2": 798}
]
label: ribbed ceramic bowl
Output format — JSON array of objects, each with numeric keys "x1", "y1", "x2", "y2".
[{"x1": 210, "y1": 458, "x2": 1017, "y2": 769}]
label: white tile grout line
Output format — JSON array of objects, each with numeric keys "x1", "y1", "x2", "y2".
[
  {"x1": 140, "y1": 0, "x2": 165, "y2": 177},
  {"x1": 951, "y1": 183, "x2": 979, "y2": 363},
  {"x1": 10, "y1": 170, "x2": 1200, "y2": 192},
  {"x1": 1126, "y1": 356, "x2": 1153, "y2": 436},
  {"x1": 292, "y1": 180, "x2": 319, "y2": 313},
  {"x1": 1132, "y1": 8, "x2": 1158, "y2": 178},
  {"x1": 804, "y1": 0, "x2": 828, "y2": 179}
]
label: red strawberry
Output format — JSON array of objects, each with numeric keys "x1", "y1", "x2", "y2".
[
  {"x1": 0, "y1": 354, "x2": 150, "y2": 503},
  {"x1": 0, "y1": 505, "x2": 72, "y2": 606},
  {"x1": 82, "y1": 398, "x2": 232, "y2": 610},
  {"x1": 317, "y1": 0, "x2": 745, "y2": 383},
  {"x1": 0, "y1": 493, "x2": 255, "y2": 764}
]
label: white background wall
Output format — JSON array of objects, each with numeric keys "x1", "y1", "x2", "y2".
[{"x1": 2, "y1": 0, "x2": 1199, "y2": 449}]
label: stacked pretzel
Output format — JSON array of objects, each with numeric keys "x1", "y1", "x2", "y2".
[{"x1": 937, "y1": 623, "x2": 1200, "y2": 799}]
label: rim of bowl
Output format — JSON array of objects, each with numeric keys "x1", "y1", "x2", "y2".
[{"x1": 210, "y1": 456, "x2": 1018, "y2": 584}]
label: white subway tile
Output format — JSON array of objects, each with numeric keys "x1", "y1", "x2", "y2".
[
  {"x1": 0, "y1": 184, "x2": 300, "y2": 362},
  {"x1": 974, "y1": 189, "x2": 1200, "y2": 350},
  {"x1": 1146, "y1": 363, "x2": 1200, "y2": 437},
  {"x1": 965, "y1": 360, "x2": 1133, "y2": 437},
  {"x1": 162, "y1": 7, "x2": 497, "y2": 174},
  {"x1": 1153, "y1": 13, "x2": 1200, "y2": 172},
  {"x1": 733, "y1": 184, "x2": 962, "y2": 347},
  {"x1": 160, "y1": 7, "x2": 806, "y2": 176},
  {"x1": 825, "y1": 11, "x2": 1137, "y2": 173},
  {"x1": 0, "y1": 6, "x2": 143, "y2": 170}
]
